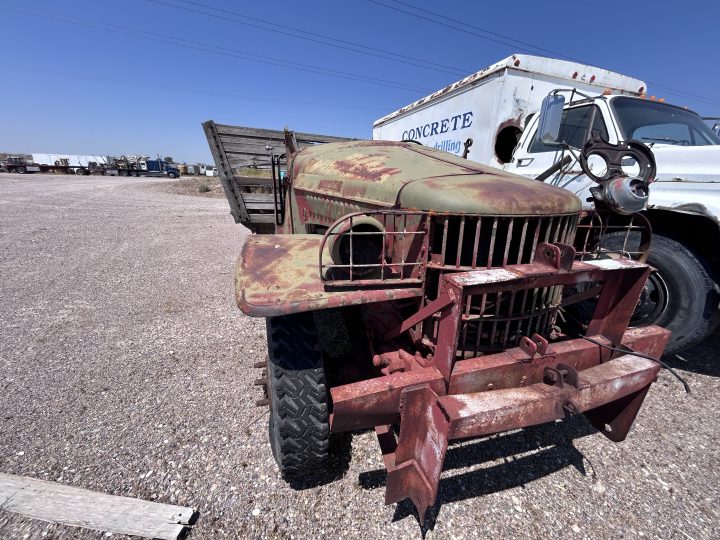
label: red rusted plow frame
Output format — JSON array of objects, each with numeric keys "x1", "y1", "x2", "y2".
[{"x1": 329, "y1": 243, "x2": 669, "y2": 521}]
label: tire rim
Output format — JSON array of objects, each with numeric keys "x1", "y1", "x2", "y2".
[{"x1": 632, "y1": 271, "x2": 670, "y2": 326}]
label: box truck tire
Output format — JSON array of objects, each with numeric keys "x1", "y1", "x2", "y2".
[{"x1": 603, "y1": 232, "x2": 720, "y2": 355}]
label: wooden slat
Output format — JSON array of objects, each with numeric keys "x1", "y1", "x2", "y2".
[
  {"x1": 247, "y1": 213, "x2": 276, "y2": 224},
  {"x1": 227, "y1": 157, "x2": 272, "y2": 170},
  {"x1": 0, "y1": 473, "x2": 195, "y2": 540},
  {"x1": 202, "y1": 120, "x2": 248, "y2": 224},
  {"x1": 215, "y1": 124, "x2": 352, "y2": 143},
  {"x1": 232, "y1": 176, "x2": 273, "y2": 187},
  {"x1": 217, "y1": 138, "x2": 324, "y2": 153},
  {"x1": 204, "y1": 120, "x2": 354, "y2": 231},
  {"x1": 218, "y1": 140, "x2": 287, "y2": 154},
  {"x1": 219, "y1": 143, "x2": 272, "y2": 152},
  {"x1": 245, "y1": 202, "x2": 276, "y2": 211},
  {"x1": 243, "y1": 193, "x2": 275, "y2": 203}
]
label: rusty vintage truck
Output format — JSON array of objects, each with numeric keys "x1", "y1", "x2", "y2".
[{"x1": 204, "y1": 120, "x2": 669, "y2": 522}]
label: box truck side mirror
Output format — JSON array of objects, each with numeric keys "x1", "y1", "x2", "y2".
[{"x1": 537, "y1": 94, "x2": 565, "y2": 144}]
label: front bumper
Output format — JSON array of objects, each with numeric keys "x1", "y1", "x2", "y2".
[{"x1": 328, "y1": 242, "x2": 669, "y2": 522}]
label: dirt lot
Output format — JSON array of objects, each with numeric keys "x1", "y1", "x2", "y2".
[
  {"x1": 1, "y1": 173, "x2": 719, "y2": 539},
  {"x1": 150, "y1": 175, "x2": 226, "y2": 199}
]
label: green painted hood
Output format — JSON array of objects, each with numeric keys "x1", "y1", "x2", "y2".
[{"x1": 290, "y1": 140, "x2": 581, "y2": 216}]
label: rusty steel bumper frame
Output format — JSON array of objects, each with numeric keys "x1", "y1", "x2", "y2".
[{"x1": 328, "y1": 242, "x2": 670, "y2": 521}]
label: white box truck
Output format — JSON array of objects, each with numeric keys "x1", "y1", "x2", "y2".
[
  {"x1": 373, "y1": 54, "x2": 720, "y2": 355},
  {"x1": 372, "y1": 55, "x2": 644, "y2": 168}
]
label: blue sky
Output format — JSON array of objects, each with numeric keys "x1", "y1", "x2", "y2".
[{"x1": 1, "y1": 0, "x2": 718, "y2": 163}]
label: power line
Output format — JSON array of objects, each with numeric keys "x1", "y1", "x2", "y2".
[
  {"x1": 0, "y1": 2, "x2": 432, "y2": 94},
  {"x1": 370, "y1": 0, "x2": 720, "y2": 108},
  {"x1": 148, "y1": 0, "x2": 470, "y2": 77},
  {"x1": 369, "y1": 0, "x2": 578, "y2": 61},
  {"x1": 0, "y1": 61, "x2": 393, "y2": 112}
]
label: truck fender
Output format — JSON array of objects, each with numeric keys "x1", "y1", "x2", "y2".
[
  {"x1": 643, "y1": 206, "x2": 720, "y2": 284},
  {"x1": 235, "y1": 234, "x2": 422, "y2": 317}
]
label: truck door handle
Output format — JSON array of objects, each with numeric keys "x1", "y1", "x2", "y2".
[{"x1": 515, "y1": 158, "x2": 534, "y2": 167}]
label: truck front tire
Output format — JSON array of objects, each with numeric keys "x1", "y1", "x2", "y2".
[
  {"x1": 266, "y1": 312, "x2": 329, "y2": 478},
  {"x1": 602, "y1": 232, "x2": 720, "y2": 354}
]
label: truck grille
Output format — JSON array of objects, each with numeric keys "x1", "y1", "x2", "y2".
[
  {"x1": 425, "y1": 214, "x2": 578, "y2": 355},
  {"x1": 429, "y1": 214, "x2": 577, "y2": 269}
]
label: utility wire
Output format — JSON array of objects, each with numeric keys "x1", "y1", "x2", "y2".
[
  {"x1": 0, "y1": 61, "x2": 392, "y2": 112},
  {"x1": 0, "y1": 2, "x2": 431, "y2": 94},
  {"x1": 370, "y1": 0, "x2": 720, "y2": 108},
  {"x1": 166, "y1": 0, "x2": 720, "y2": 109},
  {"x1": 369, "y1": 0, "x2": 577, "y2": 61},
  {"x1": 578, "y1": 335, "x2": 691, "y2": 394},
  {"x1": 148, "y1": 0, "x2": 470, "y2": 77}
]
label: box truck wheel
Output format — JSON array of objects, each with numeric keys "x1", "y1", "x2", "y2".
[
  {"x1": 602, "y1": 232, "x2": 720, "y2": 354},
  {"x1": 266, "y1": 312, "x2": 329, "y2": 478}
]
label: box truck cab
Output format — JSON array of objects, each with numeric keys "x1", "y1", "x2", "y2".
[{"x1": 373, "y1": 55, "x2": 720, "y2": 355}]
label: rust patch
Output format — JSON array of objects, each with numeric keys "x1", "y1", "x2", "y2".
[
  {"x1": 333, "y1": 153, "x2": 401, "y2": 182},
  {"x1": 235, "y1": 234, "x2": 423, "y2": 317}
]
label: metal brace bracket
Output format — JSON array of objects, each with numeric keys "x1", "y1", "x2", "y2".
[
  {"x1": 543, "y1": 363, "x2": 580, "y2": 389},
  {"x1": 519, "y1": 333, "x2": 552, "y2": 361}
]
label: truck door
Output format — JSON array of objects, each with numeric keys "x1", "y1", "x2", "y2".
[{"x1": 507, "y1": 102, "x2": 616, "y2": 199}]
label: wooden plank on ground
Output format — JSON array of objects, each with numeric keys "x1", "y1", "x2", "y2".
[{"x1": 0, "y1": 473, "x2": 196, "y2": 540}]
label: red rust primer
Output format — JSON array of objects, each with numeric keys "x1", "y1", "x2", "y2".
[{"x1": 333, "y1": 153, "x2": 401, "y2": 182}]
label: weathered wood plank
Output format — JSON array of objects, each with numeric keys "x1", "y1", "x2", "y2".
[
  {"x1": 219, "y1": 141, "x2": 285, "y2": 155},
  {"x1": 217, "y1": 138, "x2": 323, "y2": 154},
  {"x1": 0, "y1": 473, "x2": 195, "y2": 540},
  {"x1": 232, "y1": 176, "x2": 274, "y2": 187},
  {"x1": 215, "y1": 124, "x2": 352, "y2": 143},
  {"x1": 246, "y1": 213, "x2": 276, "y2": 223},
  {"x1": 202, "y1": 120, "x2": 248, "y2": 224},
  {"x1": 243, "y1": 192, "x2": 275, "y2": 203},
  {"x1": 204, "y1": 120, "x2": 353, "y2": 231}
]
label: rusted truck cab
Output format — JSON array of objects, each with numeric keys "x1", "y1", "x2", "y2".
[{"x1": 205, "y1": 126, "x2": 668, "y2": 523}]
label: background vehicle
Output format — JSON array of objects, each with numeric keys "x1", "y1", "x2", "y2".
[
  {"x1": 102, "y1": 156, "x2": 180, "y2": 178},
  {"x1": 1, "y1": 154, "x2": 180, "y2": 178},
  {"x1": 0, "y1": 155, "x2": 97, "y2": 175},
  {"x1": 373, "y1": 54, "x2": 720, "y2": 355},
  {"x1": 1, "y1": 156, "x2": 41, "y2": 174},
  {"x1": 205, "y1": 122, "x2": 669, "y2": 523}
]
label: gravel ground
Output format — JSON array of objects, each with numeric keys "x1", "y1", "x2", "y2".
[
  {"x1": 148, "y1": 176, "x2": 226, "y2": 199},
  {"x1": 0, "y1": 173, "x2": 718, "y2": 540}
]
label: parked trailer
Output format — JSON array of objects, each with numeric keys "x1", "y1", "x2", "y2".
[
  {"x1": 205, "y1": 122, "x2": 671, "y2": 524},
  {"x1": 0, "y1": 156, "x2": 99, "y2": 175},
  {"x1": 2, "y1": 153, "x2": 180, "y2": 178}
]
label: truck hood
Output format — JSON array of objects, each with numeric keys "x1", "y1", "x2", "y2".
[
  {"x1": 291, "y1": 140, "x2": 580, "y2": 216},
  {"x1": 650, "y1": 145, "x2": 720, "y2": 183}
]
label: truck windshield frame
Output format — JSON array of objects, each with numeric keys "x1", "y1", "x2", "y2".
[{"x1": 611, "y1": 97, "x2": 720, "y2": 146}]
